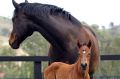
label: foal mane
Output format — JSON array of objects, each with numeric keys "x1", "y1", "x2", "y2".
[{"x1": 15, "y1": 2, "x2": 81, "y2": 25}]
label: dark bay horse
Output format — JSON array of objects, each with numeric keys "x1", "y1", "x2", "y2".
[
  {"x1": 9, "y1": 0, "x2": 100, "y2": 78},
  {"x1": 44, "y1": 41, "x2": 92, "y2": 79}
]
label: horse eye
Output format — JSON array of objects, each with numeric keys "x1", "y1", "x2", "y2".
[
  {"x1": 12, "y1": 17, "x2": 17, "y2": 22},
  {"x1": 12, "y1": 18, "x2": 14, "y2": 22}
]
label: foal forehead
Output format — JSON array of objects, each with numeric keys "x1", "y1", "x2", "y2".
[
  {"x1": 80, "y1": 46, "x2": 89, "y2": 53},
  {"x1": 81, "y1": 46, "x2": 88, "y2": 50}
]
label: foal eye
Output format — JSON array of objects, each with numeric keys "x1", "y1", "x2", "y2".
[{"x1": 87, "y1": 53, "x2": 91, "y2": 56}]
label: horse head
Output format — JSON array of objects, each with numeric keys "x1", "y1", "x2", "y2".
[
  {"x1": 9, "y1": 0, "x2": 34, "y2": 49},
  {"x1": 9, "y1": 0, "x2": 80, "y2": 50}
]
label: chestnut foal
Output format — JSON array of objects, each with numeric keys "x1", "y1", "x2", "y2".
[{"x1": 44, "y1": 41, "x2": 91, "y2": 79}]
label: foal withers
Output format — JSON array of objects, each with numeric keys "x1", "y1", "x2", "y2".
[{"x1": 44, "y1": 41, "x2": 91, "y2": 79}]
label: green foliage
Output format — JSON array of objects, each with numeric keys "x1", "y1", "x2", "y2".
[
  {"x1": 91, "y1": 23, "x2": 120, "y2": 76},
  {"x1": 0, "y1": 62, "x2": 34, "y2": 79},
  {"x1": 0, "y1": 48, "x2": 14, "y2": 56},
  {"x1": 21, "y1": 32, "x2": 49, "y2": 56},
  {"x1": 95, "y1": 61, "x2": 120, "y2": 76}
]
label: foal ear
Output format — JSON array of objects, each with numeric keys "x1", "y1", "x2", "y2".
[
  {"x1": 77, "y1": 42, "x2": 82, "y2": 48},
  {"x1": 87, "y1": 40, "x2": 91, "y2": 48}
]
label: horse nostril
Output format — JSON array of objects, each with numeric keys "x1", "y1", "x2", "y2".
[{"x1": 81, "y1": 63, "x2": 87, "y2": 70}]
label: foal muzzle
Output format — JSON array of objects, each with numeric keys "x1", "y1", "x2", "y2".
[{"x1": 81, "y1": 63, "x2": 87, "y2": 70}]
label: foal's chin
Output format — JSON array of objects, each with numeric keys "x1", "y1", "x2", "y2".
[
  {"x1": 81, "y1": 68, "x2": 88, "y2": 76},
  {"x1": 81, "y1": 70, "x2": 88, "y2": 78}
]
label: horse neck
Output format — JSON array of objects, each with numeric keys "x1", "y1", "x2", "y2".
[
  {"x1": 47, "y1": 15, "x2": 81, "y2": 52},
  {"x1": 28, "y1": 15, "x2": 63, "y2": 48},
  {"x1": 30, "y1": 14, "x2": 80, "y2": 51}
]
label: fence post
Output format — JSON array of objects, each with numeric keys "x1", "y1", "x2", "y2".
[{"x1": 34, "y1": 61, "x2": 42, "y2": 79}]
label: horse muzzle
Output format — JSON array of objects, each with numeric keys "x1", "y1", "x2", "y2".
[
  {"x1": 9, "y1": 40, "x2": 19, "y2": 49},
  {"x1": 9, "y1": 33, "x2": 19, "y2": 49}
]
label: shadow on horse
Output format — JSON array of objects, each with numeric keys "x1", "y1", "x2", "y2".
[
  {"x1": 44, "y1": 41, "x2": 91, "y2": 79},
  {"x1": 9, "y1": 0, "x2": 100, "y2": 78}
]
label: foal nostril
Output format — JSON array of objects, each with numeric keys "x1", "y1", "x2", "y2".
[{"x1": 81, "y1": 63, "x2": 87, "y2": 70}]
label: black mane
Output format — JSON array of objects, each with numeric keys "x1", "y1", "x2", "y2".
[{"x1": 17, "y1": 2, "x2": 81, "y2": 25}]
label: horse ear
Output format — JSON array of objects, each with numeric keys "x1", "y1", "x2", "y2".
[
  {"x1": 25, "y1": 0, "x2": 29, "y2": 3},
  {"x1": 12, "y1": 0, "x2": 19, "y2": 9},
  {"x1": 87, "y1": 40, "x2": 91, "y2": 48}
]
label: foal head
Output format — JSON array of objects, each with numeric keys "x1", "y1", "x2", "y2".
[{"x1": 77, "y1": 41, "x2": 91, "y2": 76}]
